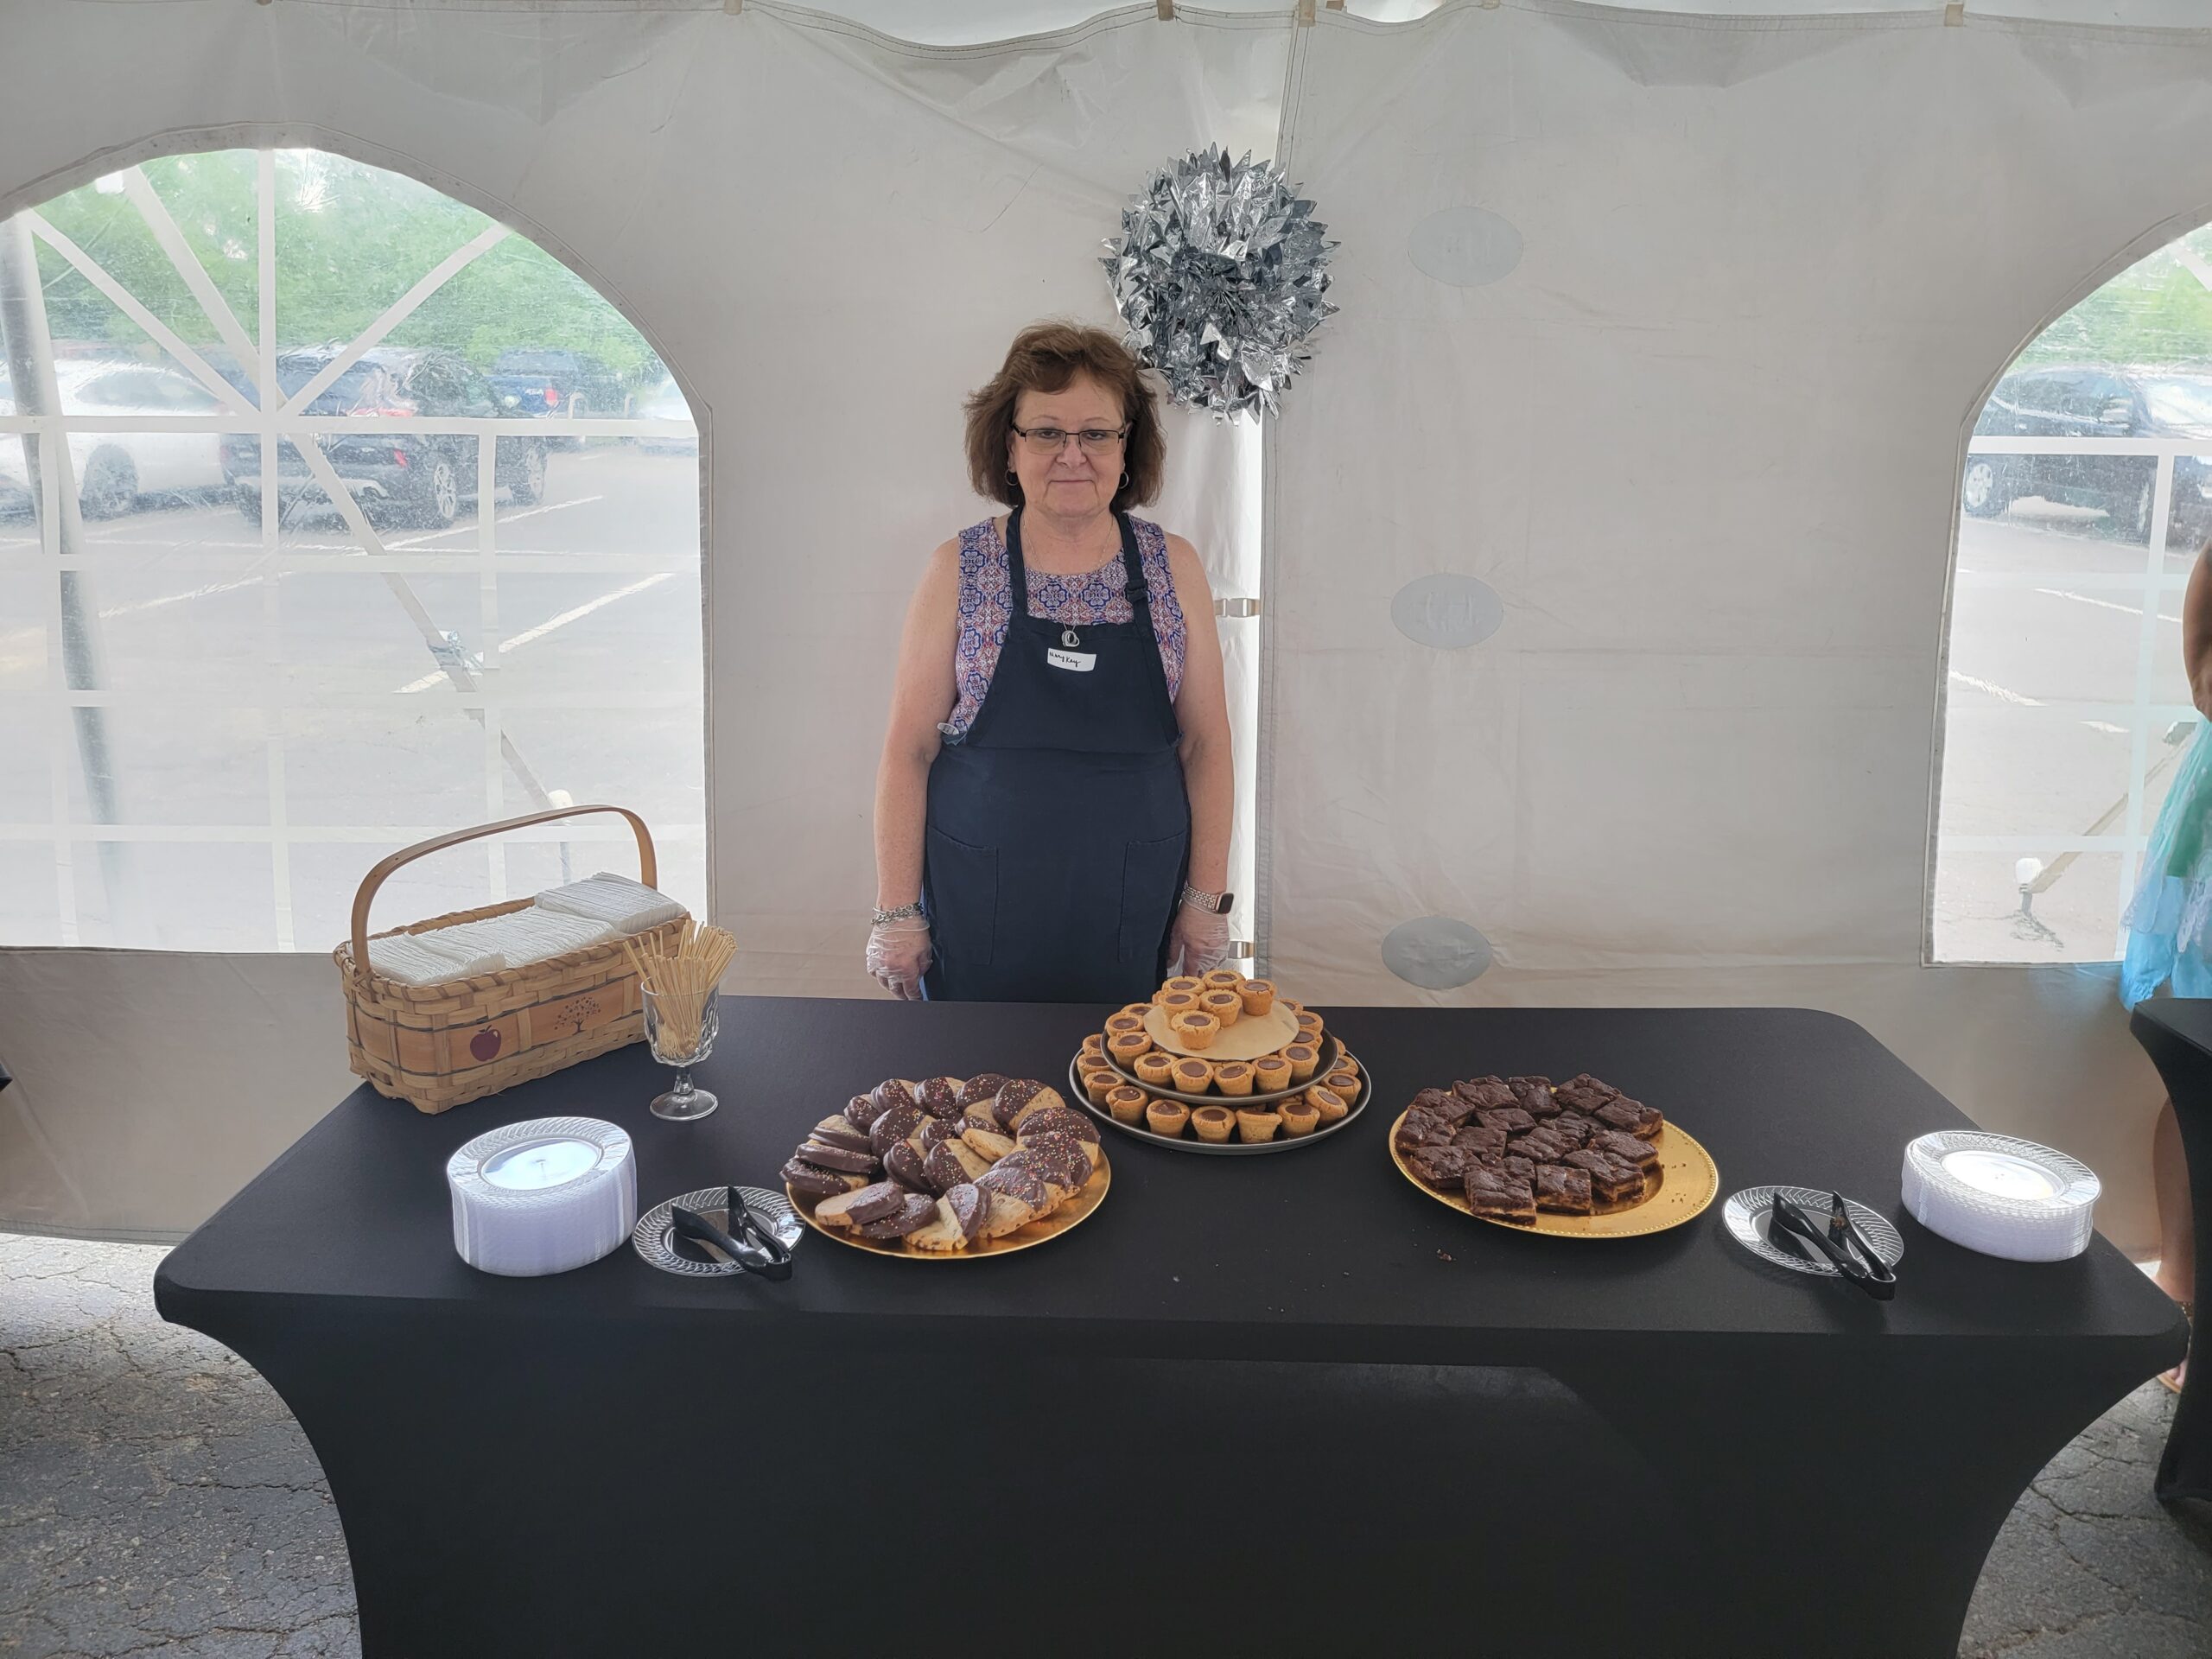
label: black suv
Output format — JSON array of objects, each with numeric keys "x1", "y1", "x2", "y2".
[
  {"x1": 221, "y1": 347, "x2": 550, "y2": 529},
  {"x1": 1964, "y1": 365, "x2": 2212, "y2": 543}
]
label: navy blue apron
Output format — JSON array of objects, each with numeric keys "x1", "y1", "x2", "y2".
[{"x1": 922, "y1": 508, "x2": 1191, "y2": 1003}]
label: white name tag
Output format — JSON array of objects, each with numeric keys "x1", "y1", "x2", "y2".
[{"x1": 1046, "y1": 648, "x2": 1096, "y2": 673}]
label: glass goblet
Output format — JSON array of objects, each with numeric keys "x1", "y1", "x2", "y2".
[{"x1": 643, "y1": 987, "x2": 718, "y2": 1121}]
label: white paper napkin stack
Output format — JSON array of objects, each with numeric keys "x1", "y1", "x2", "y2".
[
  {"x1": 440, "y1": 907, "x2": 616, "y2": 967},
  {"x1": 535, "y1": 871, "x2": 686, "y2": 935},
  {"x1": 365, "y1": 930, "x2": 508, "y2": 985}
]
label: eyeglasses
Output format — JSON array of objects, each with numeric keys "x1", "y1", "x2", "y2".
[{"x1": 1012, "y1": 423, "x2": 1128, "y2": 454}]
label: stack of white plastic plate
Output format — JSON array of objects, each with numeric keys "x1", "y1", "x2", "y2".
[
  {"x1": 1900, "y1": 1130, "x2": 2099, "y2": 1262},
  {"x1": 448, "y1": 1116, "x2": 636, "y2": 1276}
]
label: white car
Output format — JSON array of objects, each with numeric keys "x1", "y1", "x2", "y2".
[
  {"x1": 0, "y1": 361, "x2": 233, "y2": 518},
  {"x1": 631, "y1": 372, "x2": 697, "y2": 455}
]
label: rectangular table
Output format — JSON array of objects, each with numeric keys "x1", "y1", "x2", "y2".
[{"x1": 157, "y1": 1001, "x2": 2184, "y2": 1657}]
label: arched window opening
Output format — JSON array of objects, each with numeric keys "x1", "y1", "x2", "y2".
[
  {"x1": 0, "y1": 149, "x2": 705, "y2": 950},
  {"x1": 1934, "y1": 228, "x2": 2212, "y2": 963}
]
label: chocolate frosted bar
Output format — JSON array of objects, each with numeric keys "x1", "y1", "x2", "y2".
[
  {"x1": 1412, "y1": 1087, "x2": 1475, "y2": 1125},
  {"x1": 1593, "y1": 1129, "x2": 1660, "y2": 1170},
  {"x1": 1510, "y1": 1126, "x2": 1579, "y2": 1166},
  {"x1": 1508, "y1": 1077, "x2": 1561, "y2": 1118},
  {"x1": 1476, "y1": 1107, "x2": 1536, "y2": 1137},
  {"x1": 1454, "y1": 1077, "x2": 1516, "y2": 1111},
  {"x1": 1452, "y1": 1123, "x2": 1508, "y2": 1156},
  {"x1": 1535, "y1": 1165, "x2": 1594, "y2": 1215},
  {"x1": 1564, "y1": 1147, "x2": 1644, "y2": 1205},
  {"x1": 1408, "y1": 1145, "x2": 1478, "y2": 1191},
  {"x1": 1548, "y1": 1114, "x2": 1595, "y2": 1151},
  {"x1": 1464, "y1": 1168, "x2": 1536, "y2": 1224},
  {"x1": 1554, "y1": 1075, "x2": 1618, "y2": 1113},
  {"x1": 1595, "y1": 1097, "x2": 1664, "y2": 1140}
]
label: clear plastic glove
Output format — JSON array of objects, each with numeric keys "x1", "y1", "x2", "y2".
[
  {"x1": 866, "y1": 914, "x2": 933, "y2": 1001},
  {"x1": 1167, "y1": 902, "x2": 1233, "y2": 978}
]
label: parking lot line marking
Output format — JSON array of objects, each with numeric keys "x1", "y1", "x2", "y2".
[
  {"x1": 1948, "y1": 670, "x2": 2044, "y2": 707},
  {"x1": 97, "y1": 575, "x2": 265, "y2": 620},
  {"x1": 2034, "y1": 587, "x2": 2183, "y2": 625},
  {"x1": 392, "y1": 572, "x2": 674, "y2": 692},
  {"x1": 386, "y1": 493, "x2": 605, "y2": 550},
  {"x1": 2082, "y1": 720, "x2": 2127, "y2": 734}
]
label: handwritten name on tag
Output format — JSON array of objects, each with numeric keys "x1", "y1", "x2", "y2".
[{"x1": 1046, "y1": 648, "x2": 1096, "y2": 673}]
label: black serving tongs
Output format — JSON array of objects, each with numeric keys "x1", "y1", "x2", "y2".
[
  {"x1": 670, "y1": 1185, "x2": 793, "y2": 1281},
  {"x1": 1769, "y1": 1191, "x2": 1897, "y2": 1301}
]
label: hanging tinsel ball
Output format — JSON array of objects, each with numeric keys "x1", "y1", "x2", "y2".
[{"x1": 1101, "y1": 145, "x2": 1337, "y2": 422}]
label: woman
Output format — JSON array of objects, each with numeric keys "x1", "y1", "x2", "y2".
[
  {"x1": 2120, "y1": 537, "x2": 2212, "y2": 1392},
  {"x1": 867, "y1": 321, "x2": 1235, "y2": 1002}
]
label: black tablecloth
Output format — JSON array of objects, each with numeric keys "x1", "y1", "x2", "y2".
[
  {"x1": 157, "y1": 1001, "x2": 2185, "y2": 1657},
  {"x1": 2127, "y1": 999, "x2": 2212, "y2": 1501}
]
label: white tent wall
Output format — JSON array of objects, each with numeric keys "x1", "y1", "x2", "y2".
[
  {"x1": 0, "y1": 0, "x2": 1279, "y2": 1236},
  {"x1": 1262, "y1": 2, "x2": 2212, "y2": 1257},
  {"x1": 0, "y1": 0, "x2": 2205, "y2": 1249}
]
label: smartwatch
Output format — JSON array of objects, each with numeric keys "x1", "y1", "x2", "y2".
[{"x1": 1179, "y1": 884, "x2": 1234, "y2": 915}]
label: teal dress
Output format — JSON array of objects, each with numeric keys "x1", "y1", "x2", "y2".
[{"x1": 2123, "y1": 718, "x2": 2212, "y2": 1007}]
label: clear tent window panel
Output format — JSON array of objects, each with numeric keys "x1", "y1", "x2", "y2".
[
  {"x1": 1932, "y1": 226, "x2": 2212, "y2": 964},
  {"x1": 0, "y1": 149, "x2": 705, "y2": 950}
]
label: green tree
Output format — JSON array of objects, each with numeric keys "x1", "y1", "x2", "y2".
[{"x1": 28, "y1": 148, "x2": 656, "y2": 386}]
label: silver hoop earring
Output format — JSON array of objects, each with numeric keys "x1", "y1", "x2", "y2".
[{"x1": 1118, "y1": 471, "x2": 1129, "y2": 491}]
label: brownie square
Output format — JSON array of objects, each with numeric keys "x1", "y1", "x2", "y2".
[
  {"x1": 1564, "y1": 1147, "x2": 1644, "y2": 1205},
  {"x1": 1510, "y1": 1127, "x2": 1577, "y2": 1165},
  {"x1": 1535, "y1": 1164, "x2": 1594, "y2": 1215},
  {"x1": 1476, "y1": 1107, "x2": 1536, "y2": 1137},
  {"x1": 1508, "y1": 1077, "x2": 1561, "y2": 1117},
  {"x1": 1593, "y1": 1129, "x2": 1659, "y2": 1170},
  {"x1": 1554, "y1": 1074, "x2": 1620, "y2": 1113},
  {"x1": 1408, "y1": 1145, "x2": 1476, "y2": 1191},
  {"x1": 1452, "y1": 1123, "x2": 1508, "y2": 1156},
  {"x1": 1453, "y1": 1077, "x2": 1516, "y2": 1111},
  {"x1": 1596, "y1": 1097, "x2": 1663, "y2": 1140},
  {"x1": 1549, "y1": 1114, "x2": 1595, "y2": 1150},
  {"x1": 1618, "y1": 1096, "x2": 1664, "y2": 1139},
  {"x1": 1464, "y1": 1168, "x2": 1536, "y2": 1224}
]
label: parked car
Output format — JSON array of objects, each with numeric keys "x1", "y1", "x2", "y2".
[
  {"x1": 220, "y1": 346, "x2": 550, "y2": 529},
  {"x1": 0, "y1": 361, "x2": 232, "y2": 518},
  {"x1": 487, "y1": 349, "x2": 626, "y2": 448},
  {"x1": 1964, "y1": 365, "x2": 2212, "y2": 542},
  {"x1": 630, "y1": 372, "x2": 696, "y2": 455}
]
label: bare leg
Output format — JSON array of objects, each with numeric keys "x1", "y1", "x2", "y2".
[{"x1": 2154, "y1": 1097, "x2": 2194, "y2": 1389}]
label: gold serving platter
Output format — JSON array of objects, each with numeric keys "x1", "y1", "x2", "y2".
[
  {"x1": 1141, "y1": 1001, "x2": 1301, "y2": 1062},
  {"x1": 1097, "y1": 1032, "x2": 1345, "y2": 1108},
  {"x1": 786, "y1": 1145, "x2": 1111, "y2": 1260},
  {"x1": 1386, "y1": 1110, "x2": 1719, "y2": 1239}
]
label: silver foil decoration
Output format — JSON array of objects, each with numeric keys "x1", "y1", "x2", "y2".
[{"x1": 1102, "y1": 145, "x2": 1337, "y2": 421}]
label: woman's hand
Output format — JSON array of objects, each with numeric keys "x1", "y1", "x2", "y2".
[
  {"x1": 867, "y1": 915, "x2": 933, "y2": 1000},
  {"x1": 1168, "y1": 902, "x2": 1232, "y2": 977}
]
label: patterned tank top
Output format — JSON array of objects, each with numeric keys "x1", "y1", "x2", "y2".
[{"x1": 939, "y1": 515, "x2": 1186, "y2": 741}]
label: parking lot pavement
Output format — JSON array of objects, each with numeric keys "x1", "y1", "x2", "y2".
[
  {"x1": 0, "y1": 445, "x2": 709, "y2": 949},
  {"x1": 1938, "y1": 504, "x2": 2202, "y2": 963}
]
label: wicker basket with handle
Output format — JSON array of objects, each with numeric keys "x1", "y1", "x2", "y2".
[{"x1": 334, "y1": 805, "x2": 688, "y2": 1115}]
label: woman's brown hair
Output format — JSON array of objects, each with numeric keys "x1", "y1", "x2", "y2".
[{"x1": 964, "y1": 321, "x2": 1166, "y2": 512}]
